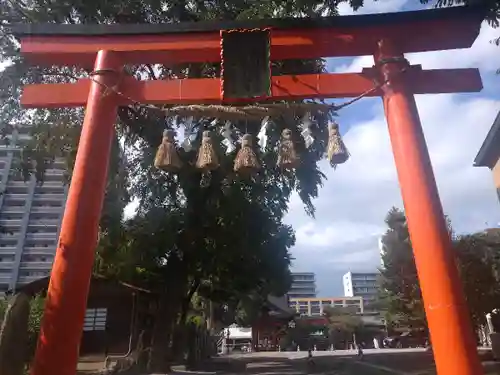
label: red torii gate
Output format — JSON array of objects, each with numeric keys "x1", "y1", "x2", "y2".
[{"x1": 10, "y1": 5, "x2": 485, "y2": 375}]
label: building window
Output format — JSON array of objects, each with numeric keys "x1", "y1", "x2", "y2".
[{"x1": 83, "y1": 308, "x2": 107, "y2": 331}]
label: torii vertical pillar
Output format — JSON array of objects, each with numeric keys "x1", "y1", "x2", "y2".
[
  {"x1": 30, "y1": 50, "x2": 121, "y2": 375},
  {"x1": 377, "y1": 39, "x2": 482, "y2": 375}
]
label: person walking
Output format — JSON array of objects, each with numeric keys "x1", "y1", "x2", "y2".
[
  {"x1": 357, "y1": 342, "x2": 364, "y2": 360},
  {"x1": 307, "y1": 347, "x2": 315, "y2": 369}
]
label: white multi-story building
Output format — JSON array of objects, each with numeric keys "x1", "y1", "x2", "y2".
[
  {"x1": 378, "y1": 236, "x2": 385, "y2": 267},
  {"x1": 343, "y1": 271, "x2": 379, "y2": 312},
  {"x1": 0, "y1": 124, "x2": 67, "y2": 293}
]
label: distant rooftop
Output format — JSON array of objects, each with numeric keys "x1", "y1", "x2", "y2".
[
  {"x1": 344, "y1": 271, "x2": 379, "y2": 276},
  {"x1": 474, "y1": 110, "x2": 500, "y2": 168},
  {"x1": 8, "y1": 5, "x2": 485, "y2": 38}
]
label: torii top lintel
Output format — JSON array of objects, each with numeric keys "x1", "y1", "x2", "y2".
[
  {"x1": 10, "y1": 5, "x2": 485, "y2": 67},
  {"x1": 11, "y1": 5, "x2": 485, "y2": 107}
]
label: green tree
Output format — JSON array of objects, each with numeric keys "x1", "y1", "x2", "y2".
[
  {"x1": 379, "y1": 207, "x2": 500, "y2": 331},
  {"x1": 0, "y1": 293, "x2": 45, "y2": 372},
  {"x1": 324, "y1": 306, "x2": 363, "y2": 332},
  {"x1": 0, "y1": 1, "x2": 354, "y2": 371},
  {"x1": 280, "y1": 318, "x2": 325, "y2": 350},
  {"x1": 25, "y1": 294, "x2": 45, "y2": 368},
  {"x1": 0, "y1": 296, "x2": 7, "y2": 322},
  {"x1": 454, "y1": 231, "x2": 500, "y2": 327},
  {"x1": 421, "y1": 0, "x2": 499, "y2": 25},
  {"x1": 378, "y1": 207, "x2": 426, "y2": 329},
  {"x1": 95, "y1": 197, "x2": 295, "y2": 370},
  {"x1": 323, "y1": 306, "x2": 363, "y2": 349}
]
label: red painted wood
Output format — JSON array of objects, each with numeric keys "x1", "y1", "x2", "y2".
[
  {"x1": 19, "y1": 17, "x2": 479, "y2": 66},
  {"x1": 376, "y1": 39, "x2": 483, "y2": 375},
  {"x1": 21, "y1": 68, "x2": 482, "y2": 108},
  {"x1": 30, "y1": 51, "x2": 122, "y2": 375}
]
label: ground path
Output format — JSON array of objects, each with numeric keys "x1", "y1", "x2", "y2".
[
  {"x1": 78, "y1": 348, "x2": 500, "y2": 375},
  {"x1": 212, "y1": 349, "x2": 500, "y2": 375}
]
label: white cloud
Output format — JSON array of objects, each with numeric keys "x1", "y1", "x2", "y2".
[
  {"x1": 287, "y1": 21, "x2": 500, "y2": 296},
  {"x1": 296, "y1": 221, "x2": 386, "y2": 249},
  {"x1": 335, "y1": 22, "x2": 499, "y2": 74}
]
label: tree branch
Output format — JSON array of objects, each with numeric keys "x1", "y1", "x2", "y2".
[{"x1": 145, "y1": 65, "x2": 158, "y2": 80}]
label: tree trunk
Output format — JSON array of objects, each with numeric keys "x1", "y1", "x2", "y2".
[
  {"x1": 171, "y1": 279, "x2": 201, "y2": 362},
  {"x1": 148, "y1": 260, "x2": 189, "y2": 373}
]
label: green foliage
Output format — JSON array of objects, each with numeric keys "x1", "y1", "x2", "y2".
[
  {"x1": 27, "y1": 294, "x2": 44, "y2": 337},
  {"x1": 454, "y1": 231, "x2": 500, "y2": 327},
  {"x1": 231, "y1": 295, "x2": 268, "y2": 327},
  {"x1": 420, "y1": 0, "x2": 499, "y2": 26},
  {"x1": 0, "y1": 0, "x2": 354, "y2": 370},
  {"x1": 280, "y1": 318, "x2": 325, "y2": 350},
  {"x1": 0, "y1": 296, "x2": 7, "y2": 322},
  {"x1": 378, "y1": 207, "x2": 427, "y2": 329},
  {"x1": 0, "y1": 294, "x2": 45, "y2": 373},
  {"x1": 323, "y1": 305, "x2": 363, "y2": 333},
  {"x1": 26, "y1": 294, "x2": 45, "y2": 363},
  {"x1": 0, "y1": 0, "x2": 334, "y2": 298},
  {"x1": 379, "y1": 207, "x2": 500, "y2": 331},
  {"x1": 322, "y1": 305, "x2": 363, "y2": 349}
]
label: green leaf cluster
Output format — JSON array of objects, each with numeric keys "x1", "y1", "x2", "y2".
[{"x1": 379, "y1": 207, "x2": 500, "y2": 331}]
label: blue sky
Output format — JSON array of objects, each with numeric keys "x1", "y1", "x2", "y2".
[{"x1": 285, "y1": 0, "x2": 500, "y2": 296}]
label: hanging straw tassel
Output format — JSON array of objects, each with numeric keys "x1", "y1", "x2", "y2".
[
  {"x1": 196, "y1": 130, "x2": 219, "y2": 171},
  {"x1": 154, "y1": 129, "x2": 183, "y2": 172},
  {"x1": 234, "y1": 134, "x2": 260, "y2": 175},
  {"x1": 277, "y1": 128, "x2": 299, "y2": 169},
  {"x1": 327, "y1": 122, "x2": 349, "y2": 168}
]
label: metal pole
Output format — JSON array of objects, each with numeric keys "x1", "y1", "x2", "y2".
[
  {"x1": 31, "y1": 50, "x2": 122, "y2": 375},
  {"x1": 375, "y1": 39, "x2": 482, "y2": 375}
]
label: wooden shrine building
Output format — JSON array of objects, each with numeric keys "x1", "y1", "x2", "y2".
[{"x1": 16, "y1": 275, "x2": 156, "y2": 355}]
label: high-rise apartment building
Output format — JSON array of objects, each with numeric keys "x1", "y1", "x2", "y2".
[
  {"x1": 343, "y1": 271, "x2": 379, "y2": 311},
  {"x1": 287, "y1": 272, "x2": 317, "y2": 299},
  {"x1": 0, "y1": 124, "x2": 67, "y2": 293}
]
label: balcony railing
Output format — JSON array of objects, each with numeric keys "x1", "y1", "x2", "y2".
[
  {"x1": 30, "y1": 207, "x2": 63, "y2": 213},
  {"x1": 0, "y1": 262, "x2": 14, "y2": 269},
  {"x1": 0, "y1": 247, "x2": 18, "y2": 253},
  {"x1": 23, "y1": 247, "x2": 56, "y2": 255},
  {"x1": 20, "y1": 262, "x2": 53, "y2": 270}
]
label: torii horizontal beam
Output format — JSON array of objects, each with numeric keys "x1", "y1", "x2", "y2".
[
  {"x1": 10, "y1": 5, "x2": 484, "y2": 66},
  {"x1": 22, "y1": 67, "x2": 482, "y2": 107}
]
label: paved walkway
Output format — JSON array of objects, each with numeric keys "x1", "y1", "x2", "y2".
[
  {"x1": 214, "y1": 349, "x2": 500, "y2": 375},
  {"x1": 78, "y1": 348, "x2": 497, "y2": 375}
]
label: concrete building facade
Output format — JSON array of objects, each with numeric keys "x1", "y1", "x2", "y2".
[
  {"x1": 343, "y1": 271, "x2": 379, "y2": 312},
  {"x1": 288, "y1": 296, "x2": 364, "y2": 316},
  {"x1": 0, "y1": 124, "x2": 67, "y2": 293},
  {"x1": 287, "y1": 272, "x2": 317, "y2": 299},
  {"x1": 474, "y1": 110, "x2": 500, "y2": 204}
]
